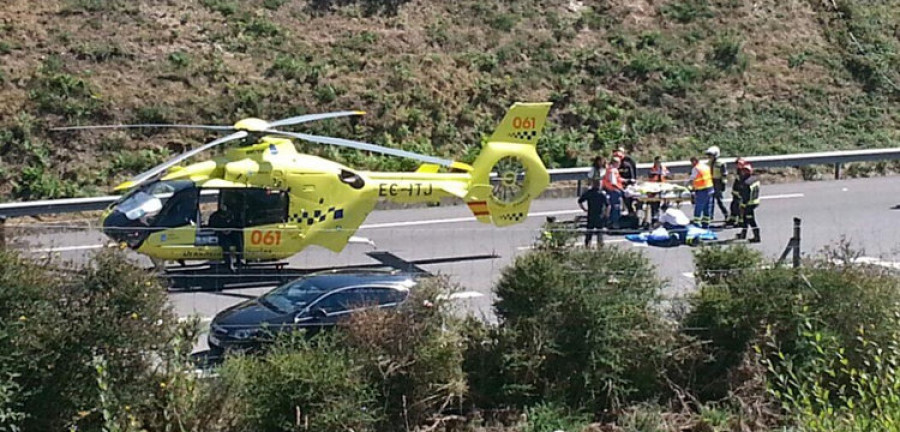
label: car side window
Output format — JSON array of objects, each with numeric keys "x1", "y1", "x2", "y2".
[
  {"x1": 311, "y1": 291, "x2": 353, "y2": 314},
  {"x1": 310, "y1": 287, "x2": 409, "y2": 315},
  {"x1": 374, "y1": 287, "x2": 407, "y2": 305}
]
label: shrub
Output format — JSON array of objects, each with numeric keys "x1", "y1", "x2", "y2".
[
  {"x1": 660, "y1": 0, "x2": 714, "y2": 24},
  {"x1": 201, "y1": 0, "x2": 238, "y2": 16},
  {"x1": 218, "y1": 333, "x2": 377, "y2": 432},
  {"x1": 341, "y1": 276, "x2": 467, "y2": 431},
  {"x1": 168, "y1": 51, "x2": 191, "y2": 68},
  {"x1": 709, "y1": 33, "x2": 747, "y2": 73},
  {"x1": 692, "y1": 244, "x2": 764, "y2": 285},
  {"x1": 72, "y1": 42, "x2": 129, "y2": 62},
  {"x1": 683, "y1": 246, "x2": 900, "y2": 400},
  {"x1": 13, "y1": 164, "x2": 80, "y2": 199},
  {"x1": 110, "y1": 148, "x2": 171, "y2": 174},
  {"x1": 28, "y1": 56, "x2": 104, "y2": 121},
  {"x1": 471, "y1": 247, "x2": 673, "y2": 413},
  {"x1": 0, "y1": 249, "x2": 179, "y2": 431},
  {"x1": 522, "y1": 402, "x2": 591, "y2": 432},
  {"x1": 763, "y1": 312, "x2": 900, "y2": 431}
]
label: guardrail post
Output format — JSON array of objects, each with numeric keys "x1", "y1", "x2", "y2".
[
  {"x1": 792, "y1": 217, "x2": 801, "y2": 268},
  {"x1": 0, "y1": 215, "x2": 6, "y2": 251},
  {"x1": 834, "y1": 163, "x2": 842, "y2": 180},
  {"x1": 576, "y1": 179, "x2": 582, "y2": 197}
]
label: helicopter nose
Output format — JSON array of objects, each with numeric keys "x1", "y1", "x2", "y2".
[{"x1": 102, "y1": 208, "x2": 145, "y2": 247}]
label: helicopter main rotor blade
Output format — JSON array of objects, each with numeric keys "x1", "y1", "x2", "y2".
[
  {"x1": 115, "y1": 130, "x2": 249, "y2": 191},
  {"x1": 266, "y1": 129, "x2": 455, "y2": 168},
  {"x1": 267, "y1": 111, "x2": 366, "y2": 129},
  {"x1": 51, "y1": 124, "x2": 235, "y2": 132}
]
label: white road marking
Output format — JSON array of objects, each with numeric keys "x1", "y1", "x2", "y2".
[
  {"x1": 516, "y1": 238, "x2": 627, "y2": 251},
  {"x1": 31, "y1": 244, "x2": 112, "y2": 253},
  {"x1": 852, "y1": 257, "x2": 900, "y2": 271},
  {"x1": 348, "y1": 236, "x2": 376, "y2": 247},
  {"x1": 360, "y1": 209, "x2": 583, "y2": 230},
  {"x1": 682, "y1": 272, "x2": 695, "y2": 279},
  {"x1": 444, "y1": 291, "x2": 485, "y2": 300},
  {"x1": 722, "y1": 193, "x2": 804, "y2": 203}
]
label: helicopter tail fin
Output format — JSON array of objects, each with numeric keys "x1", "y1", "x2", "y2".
[{"x1": 464, "y1": 102, "x2": 552, "y2": 226}]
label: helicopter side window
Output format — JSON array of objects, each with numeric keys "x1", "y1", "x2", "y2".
[
  {"x1": 215, "y1": 188, "x2": 288, "y2": 228},
  {"x1": 152, "y1": 187, "x2": 200, "y2": 228}
]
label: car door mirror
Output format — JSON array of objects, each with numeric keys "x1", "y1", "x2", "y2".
[{"x1": 313, "y1": 308, "x2": 328, "y2": 318}]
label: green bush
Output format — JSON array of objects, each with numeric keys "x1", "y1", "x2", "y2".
[
  {"x1": 28, "y1": 56, "x2": 105, "y2": 121},
  {"x1": 13, "y1": 164, "x2": 80, "y2": 200},
  {"x1": 764, "y1": 313, "x2": 900, "y2": 431},
  {"x1": 691, "y1": 244, "x2": 764, "y2": 285},
  {"x1": 219, "y1": 333, "x2": 377, "y2": 432},
  {"x1": 201, "y1": 0, "x2": 238, "y2": 16},
  {"x1": 683, "y1": 246, "x2": 900, "y2": 400},
  {"x1": 341, "y1": 276, "x2": 467, "y2": 431},
  {"x1": 470, "y1": 247, "x2": 673, "y2": 412},
  {"x1": 521, "y1": 402, "x2": 591, "y2": 432},
  {"x1": 0, "y1": 250, "x2": 179, "y2": 431}
]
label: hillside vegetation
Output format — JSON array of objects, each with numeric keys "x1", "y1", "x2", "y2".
[{"x1": 0, "y1": 0, "x2": 897, "y2": 200}]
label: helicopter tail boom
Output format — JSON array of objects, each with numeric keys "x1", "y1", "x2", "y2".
[{"x1": 465, "y1": 102, "x2": 552, "y2": 227}]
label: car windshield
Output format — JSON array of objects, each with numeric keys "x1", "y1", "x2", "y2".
[
  {"x1": 115, "y1": 180, "x2": 194, "y2": 224},
  {"x1": 262, "y1": 278, "x2": 330, "y2": 313}
]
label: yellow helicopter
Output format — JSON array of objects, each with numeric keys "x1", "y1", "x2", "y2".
[{"x1": 53, "y1": 102, "x2": 553, "y2": 266}]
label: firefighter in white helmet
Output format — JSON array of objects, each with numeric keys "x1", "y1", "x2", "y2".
[{"x1": 705, "y1": 146, "x2": 729, "y2": 223}]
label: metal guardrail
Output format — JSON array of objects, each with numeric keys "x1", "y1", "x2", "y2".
[
  {"x1": 550, "y1": 147, "x2": 900, "y2": 181},
  {"x1": 1, "y1": 147, "x2": 899, "y2": 219}
]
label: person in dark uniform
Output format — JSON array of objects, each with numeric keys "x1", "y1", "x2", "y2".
[
  {"x1": 578, "y1": 179, "x2": 608, "y2": 247},
  {"x1": 615, "y1": 148, "x2": 638, "y2": 215},
  {"x1": 706, "y1": 146, "x2": 729, "y2": 223},
  {"x1": 209, "y1": 203, "x2": 243, "y2": 272},
  {"x1": 726, "y1": 157, "x2": 747, "y2": 227},
  {"x1": 647, "y1": 156, "x2": 670, "y2": 223},
  {"x1": 736, "y1": 163, "x2": 761, "y2": 243}
]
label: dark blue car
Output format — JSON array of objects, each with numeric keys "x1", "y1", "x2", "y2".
[{"x1": 208, "y1": 270, "x2": 418, "y2": 352}]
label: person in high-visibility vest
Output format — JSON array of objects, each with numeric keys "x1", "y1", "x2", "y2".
[
  {"x1": 706, "y1": 146, "x2": 729, "y2": 222},
  {"x1": 726, "y1": 157, "x2": 747, "y2": 227},
  {"x1": 602, "y1": 157, "x2": 624, "y2": 229},
  {"x1": 688, "y1": 156, "x2": 714, "y2": 228},
  {"x1": 736, "y1": 163, "x2": 761, "y2": 243},
  {"x1": 648, "y1": 156, "x2": 670, "y2": 182}
]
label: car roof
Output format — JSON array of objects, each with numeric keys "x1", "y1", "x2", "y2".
[{"x1": 301, "y1": 270, "x2": 420, "y2": 291}]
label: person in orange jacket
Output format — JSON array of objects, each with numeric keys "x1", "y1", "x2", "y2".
[{"x1": 602, "y1": 157, "x2": 625, "y2": 228}]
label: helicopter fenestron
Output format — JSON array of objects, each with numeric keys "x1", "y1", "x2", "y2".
[{"x1": 52, "y1": 102, "x2": 553, "y2": 264}]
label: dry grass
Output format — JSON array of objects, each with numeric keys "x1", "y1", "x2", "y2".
[{"x1": 0, "y1": 0, "x2": 896, "y2": 199}]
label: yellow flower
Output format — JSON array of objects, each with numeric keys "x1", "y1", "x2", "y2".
[
  {"x1": 159, "y1": 382, "x2": 167, "y2": 389},
  {"x1": 131, "y1": 312, "x2": 139, "y2": 320},
  {"x1": 18, "y1": 315, "x2": 27, "y2": 322}
]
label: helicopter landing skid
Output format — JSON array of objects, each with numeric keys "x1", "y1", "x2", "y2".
[{"x1": 156, "y1": 251, "x2": 498, "y2": 292}]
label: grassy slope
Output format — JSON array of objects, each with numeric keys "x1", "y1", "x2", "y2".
[{"x1": 0, "y1": 0, "x2": 897, "y2": 200}]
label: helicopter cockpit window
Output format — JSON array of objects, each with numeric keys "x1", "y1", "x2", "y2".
[
  {"x1": 152, "y1": 187, "x2": 200, "y2": 228},
  {"x1": 114, "y1": 180, "x2": 194, "y2": 226}
]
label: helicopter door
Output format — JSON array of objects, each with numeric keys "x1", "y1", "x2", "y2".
[
  {"x1": 203, "y1": 188, "x2": 290, "y2": 261},
  {"x1": 143, "y1": 186, "x2": 204, "y2": 259}
]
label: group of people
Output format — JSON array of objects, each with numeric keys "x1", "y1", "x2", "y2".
[
  {"x1": 578, "y1": 146, "x2": 761, "y2": 247},
  {"x1": 578, "y1": 147, "x2": 638, "y2": 246}
]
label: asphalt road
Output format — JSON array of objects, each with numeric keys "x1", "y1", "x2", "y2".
[{"x1": 9, "y1": 175, "x2": 900, "y2": 348}]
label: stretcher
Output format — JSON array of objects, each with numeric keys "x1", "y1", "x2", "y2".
[{"x1": 623, "y1": 182, "x2": 693, "y2": 227}]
